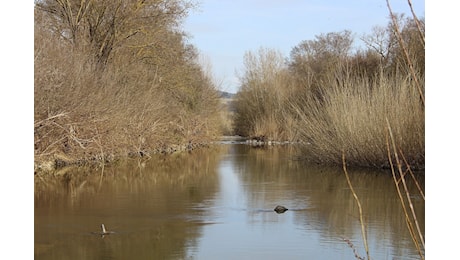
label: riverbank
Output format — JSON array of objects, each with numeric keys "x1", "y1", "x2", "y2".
[
  {"x1": 34, "y1": 135, "x2": 295, "y2": 174},
  {"x1": 35, "y1": 133, "x2": 424, "y2": 175},
  {"x1": 34, "y1": 141, "x2": 211, "y2": 174}
]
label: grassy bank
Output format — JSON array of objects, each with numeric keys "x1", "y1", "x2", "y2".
[{"x1": 34, "y1": 1, "x2": 222, "y2": 171}]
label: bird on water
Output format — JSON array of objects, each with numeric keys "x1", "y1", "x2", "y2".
[{"x1": 274, "y1": 205, "x2": 288, "y2": 214}]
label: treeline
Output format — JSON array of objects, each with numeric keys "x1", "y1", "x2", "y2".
[
  {"x1": 234, "y1": 13, "x2": 424, "y2": 169},
  {"x1": 34, "y1": 0, "x2": 221, "y2": 169}
]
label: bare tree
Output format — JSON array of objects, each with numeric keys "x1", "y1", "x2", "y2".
[
  {"x1": 36, "y1": 0, "x2": 195, "y2": 71},
  {"x1": 361, "y1": 25, "x2": 396, "y2": 63},
  {"x1": 289, "y1": 30, "x2": 354, "y2": 91}
]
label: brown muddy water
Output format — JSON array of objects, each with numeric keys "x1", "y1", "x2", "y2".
[{"x1": 35, "y1": 144, "x2": 424, "y2": 260}]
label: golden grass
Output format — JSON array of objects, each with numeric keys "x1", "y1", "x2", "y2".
[
  {"x1": 233, "y1": 52, "x2": 424, "y2": 169},
  {"x1": 293, "y1": 70, "x2": 424, "y2": 169}
]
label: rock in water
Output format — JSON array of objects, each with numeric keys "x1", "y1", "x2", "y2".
[{"x1": 274, "y1": 205, "x2": 288, "y2": 214}]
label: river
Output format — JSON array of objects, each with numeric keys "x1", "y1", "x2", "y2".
[{"x1": 34, "y1": 143, "x2": 424, "y2": 259}]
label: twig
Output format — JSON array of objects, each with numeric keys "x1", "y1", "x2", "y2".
[
  {"x1": 38, "y1": 136, "x2": 68, "y2": 155},
  {"x1": 397, "y1": 148, "x2": 425, "y2": 249},
  {"x1": 342, "y1": 152, "x2": 371, "y2": 260},
  {"x1": 34, "y1": 112, "x2": 69, "y2": 127},
  {"x1": 399, "y1": 150, "x2": 425, "y2": 200},
  {"x1": 343, "y1": 237, "x2": 365, "y2": 260},
  {"x1": 386, "y1": 0, "x2": 425, "y2": 106},
  {"x1": 407, "y1": 0, "x2": 425, "y2": 47},
  {"x1": 386, "y1": 118, "x2": 425, "y2": 259}
]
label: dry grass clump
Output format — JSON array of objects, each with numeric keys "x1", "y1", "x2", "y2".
[{"x1": 293, "y1": 71, "x2": 424, "y2": 169}]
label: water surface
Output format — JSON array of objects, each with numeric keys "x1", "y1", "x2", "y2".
[{"x1": 35, "y1": 144, "x2": 424, "y2": 259}]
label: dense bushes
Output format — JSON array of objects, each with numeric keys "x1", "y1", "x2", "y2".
[
  {"x1": 233, "y1": 14, "x2": 424, "y2": 169},
  {"x1": 34, "y1": 0, "x2": 221, "y2": 168},
  {"x1": 233, "y1": 48, "x2": 299, "y2": 141}
]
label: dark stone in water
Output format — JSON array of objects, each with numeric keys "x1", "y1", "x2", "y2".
[{"x1": 274, "y1": 205, "x2": 288, "y2": 214}]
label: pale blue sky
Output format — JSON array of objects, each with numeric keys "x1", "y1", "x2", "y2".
[{"x1": 184, "y1": 0, "x2": 425, "y2": 93}]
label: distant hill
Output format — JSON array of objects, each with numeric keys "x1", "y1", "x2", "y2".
[{"x1": 218, "y1": 90, "x2": 235, "y2": 99}]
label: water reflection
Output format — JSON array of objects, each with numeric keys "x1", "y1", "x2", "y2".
[
  {"x1": 35, "y1": 147, "x2": 224, "y2": 260},
  {"x1": 35, "y1": 144, "x2": 424, "y2": 260},
  {"x1": 188, "y1": 145, "x2": 424, "y2": 259}
]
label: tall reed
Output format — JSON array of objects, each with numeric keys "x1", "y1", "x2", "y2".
[
  {"x1": 339, "y1": 1, "x2": 425, "y2": 258},
  {"x1": 386, "y1": 119, "x2": 425, "y2": 258},
  {"x1": 342, "y1": 153, "x2": 370, "y2": 260},
  {"x1": 292, "y1": 69, "x2": 424, "y2": 169}
]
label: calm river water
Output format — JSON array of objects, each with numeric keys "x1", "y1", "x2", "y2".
[{"x1": 35, "y1": 144, "x2": 424, "y2": 259}]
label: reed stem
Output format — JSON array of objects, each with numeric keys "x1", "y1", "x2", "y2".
[
  {"x1": 386, "y1": 118, "x2": 425, "y2": 259},
  {"x1": 342, "y1": 152, "x2": 370, "y2": 260}
]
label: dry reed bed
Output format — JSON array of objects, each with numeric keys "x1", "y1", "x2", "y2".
[
  {"x1": 233, "y1": 11, "x2": 424, "y2": 169},
  {"x1": 340, "y1": 1, "x2": 424, "y2": 258},
  {"x1": 294, "y1": 72, "x2": 424, "y2": 169}
]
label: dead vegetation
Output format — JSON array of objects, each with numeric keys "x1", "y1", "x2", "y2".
[
  {"x1": 34, "y1": 0, "x2": 221, "y2": 171},
  {"x1": 233, "y1": 5, "x2": 424, "y2": 169}
]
